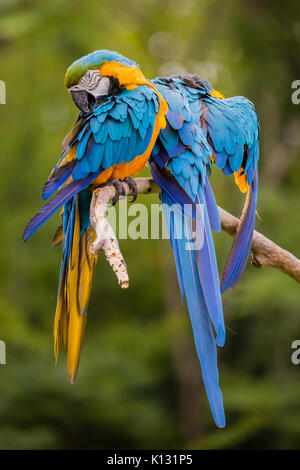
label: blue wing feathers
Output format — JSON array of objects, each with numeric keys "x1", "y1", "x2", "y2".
[
  {"x1": 229, "y1": 143, "x2": 244, "y2": 172},
  {"x1": 213, "y1": 151, "x2": 227, "y2": 169},
  {"x1": 42, "y1": 160, "x2": 75, "y2": 200},
  {"x1": 204, "y1": 95, "x2": 259, "y2": 183},
  {"x1": 25, "y1": 84, "x2": 161, "y2": 242},
  {"x1": 23, "y1": 171, "x2": 100, "y2": 241},
  {"x1": 221, "y1": 170, "x2": 258, "y2": 292},
  {"x1": 86, "y1": 142, "x2": 105, "y2": 172},
  {"x1": 167, "y1": 109, "x2": 184, "y2": 129},
  {"x1": 195, "y1": 187, "x2": 225, "y2": 347},
  {"x1": 200, "y1": 94, "x2": 259, "y2": 292},
  {"x1": 90, "y1": 117, "x2": 100, "y2": 134},
  {"x1": 76, "y1": 129, "x2": 92, "y2": 160},
  {"x1": 204, "y1": 177, "x2": 221, "y2": 233}
]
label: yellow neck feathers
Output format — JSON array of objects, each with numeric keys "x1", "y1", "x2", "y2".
[{"x1": 210, "y1": 89, "x2": 225, "y2": 99}]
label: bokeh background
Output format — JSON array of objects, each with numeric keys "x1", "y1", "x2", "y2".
[{"x1": 0, "y1": 0, "x2": 300, "y2": 450}]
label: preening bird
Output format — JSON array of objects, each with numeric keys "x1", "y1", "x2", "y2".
[{"x1": 23, "y1": 50, "x2": 259, "y2": 428}]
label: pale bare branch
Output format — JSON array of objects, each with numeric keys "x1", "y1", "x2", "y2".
[{"x1": 90, "y1": 177, "x2": 300, "y2": 286}]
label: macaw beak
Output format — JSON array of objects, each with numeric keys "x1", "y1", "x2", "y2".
[{"x1": 70, "y1": 89, "x2": 93, "y2": 114}]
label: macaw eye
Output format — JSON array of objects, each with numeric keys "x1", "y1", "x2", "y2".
[
  {"x1": 109, "y1": 77, "x2": 121, "y2": 96},
  {"x1": 87, "y1": 92, "x2": 96, "y2": 109}
]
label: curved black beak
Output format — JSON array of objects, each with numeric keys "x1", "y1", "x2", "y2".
[{"x1": 70, "y1": 90, "x2": 94, "y2": 114}]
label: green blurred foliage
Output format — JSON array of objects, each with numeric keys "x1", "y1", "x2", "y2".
[{"x1": 0, "y1": 0, "x2": 300, "y2": 449}]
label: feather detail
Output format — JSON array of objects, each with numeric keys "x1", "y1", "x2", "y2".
[
  {"x1": 52, "y1": 223, "x2": 63, "y2": 247},
  {"x1": 53, "y1": 197, "x2": 98, "y2": 383},
  {"x1": 151, "y1": 162, "x2": 225, "y2": 348},
  {"x1": 53, "y1": 268, "x2": 66, "y2": 361},
  {"x1": 43, "y1": 160, "x2": 76, "y2": 200},
  {"x1": 78, "y1": 228, "x2": 98, "y2": 315},
  {"x1": 195, "y1": 189, "x2": 225, "y2": 347},
  {"x1": 149, "y1": 160, "x2": 196, "y2": 218},
  {"x1": 22, "y1": 171, "x2": 100, "y2": 242},
  {"x1": 62, "y1": 117, "x2": 84, "y2": 152},
  {"x1": 221, "y1": 169, "x2": 258, "y2": 292},
  {"x1": 64, "y1": 200, "x2": 83, "y2": 383},
  {"x1": 204, "y1": 177, "x2": 221, "y2": 232},
  {"x1": 162, "y1": 192, "x2": 225, "y2": 427}
]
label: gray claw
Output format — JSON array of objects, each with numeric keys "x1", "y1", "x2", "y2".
[
  {"x1": 109, "y1": 178, "x2": 126, "y2": 206},
  {"x1": 124, "y1": 177, "x2": 138, "y2": 203}
]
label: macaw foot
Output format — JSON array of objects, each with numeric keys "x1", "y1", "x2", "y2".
[
  {"x1": 108, "y1": 178, "x2": 126, "y2": 206},
  {"x1": 106, "y1": 177, "x2": 138, "y2": 205},
  {"x1": 123, "y1": 177, "x2": 138, "y2": 203}
]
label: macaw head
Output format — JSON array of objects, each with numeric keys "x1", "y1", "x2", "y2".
[{"x1": 64, "y1": 50, "x2": 146, "y2": 113}]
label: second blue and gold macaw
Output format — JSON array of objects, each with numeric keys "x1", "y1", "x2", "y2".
[{"x1": 23, "y1": 50, "x2": 259, "y2": 427}]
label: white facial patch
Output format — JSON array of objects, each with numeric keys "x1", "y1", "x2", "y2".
[{"x1": 70, "y1": 70, "x2": 111, "y2": 97}]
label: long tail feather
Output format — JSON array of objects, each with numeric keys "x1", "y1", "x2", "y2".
[
  {"x1": 196, "y1": 187, "x2": 225, "y2": 347},
  {"x1": 54, "y1": 196, "x2": 98, "y2": 383},
  {"x1": 152, "y1": 158, "x2": 225, "y2": 352},
  {"x1": 162, "y1": 191, "x2": 225, "y2": 427},
  {"x1": 204, "y1": 177, "x2": 221, "y2": 233},
  {"x1": 221, "y1": 169, "x2": 258, "y2": 292}
]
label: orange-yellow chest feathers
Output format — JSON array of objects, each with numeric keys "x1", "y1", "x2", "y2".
[
  {"x1": 66, "y1": 61, "x2": 168, "y2": 185},
  {"x1": 91, "y1": 61, "x2": 168, "y2": 185}
]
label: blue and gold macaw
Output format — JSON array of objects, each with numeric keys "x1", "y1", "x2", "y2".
[{"x1": 23, "y1": 50, "x2": 259, "y2": 428}]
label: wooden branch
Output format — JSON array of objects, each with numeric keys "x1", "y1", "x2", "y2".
[
  {"x1": 219, "y1": 206, "x2": 300, "y2": 284},
  {"x1": 90, "y1": 177, "x2": 300, "y2": 286},
  {"x1": 90, "y1": 185, "x2": 130, "y2": 288}
]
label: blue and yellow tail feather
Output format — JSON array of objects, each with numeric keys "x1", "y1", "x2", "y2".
[{"x1": 54, "y1": 195, "x2": 98, "y2": 383}]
